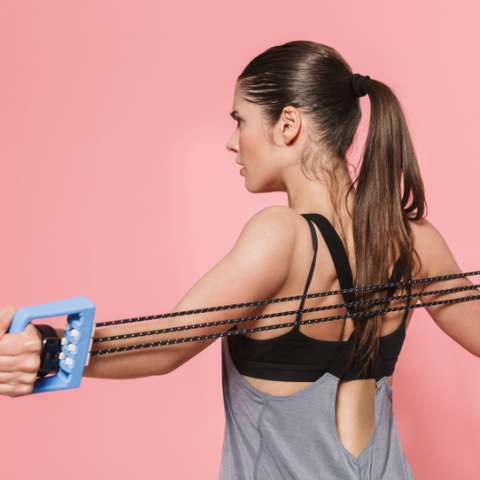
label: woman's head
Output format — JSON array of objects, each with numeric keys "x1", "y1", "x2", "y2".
[
  {"x1": 226, "y1": 81, "x2": 313, "y2": 193},
  {"x1": 235, "y1": 41, "x2": 362, "y2": 166}
]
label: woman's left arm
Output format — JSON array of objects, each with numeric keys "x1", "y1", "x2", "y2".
[{"x1": 84, "y1": 206, "x2": 299, "y2": 379}]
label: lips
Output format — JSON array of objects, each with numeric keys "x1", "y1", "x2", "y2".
[{"x1": 236, "y1": 160, "x2": 244, "y2": 175}]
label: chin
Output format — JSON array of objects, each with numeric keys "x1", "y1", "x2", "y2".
[
  {"x1": 245, "y1": 185, "x2": 263, "y2": 194},
  {"x1": 244, "y1": 182, "x2": 280, "y2": 194},
  {"x1": 244, "y1": 180, "x2": 266, "y2": 193},
  {"x1": 243, "y1": 175, "x2": 283, "y2": 194}
]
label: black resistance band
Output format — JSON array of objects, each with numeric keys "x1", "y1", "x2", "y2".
[{"x1": 90, "y1": 271, "x2": 480, "y2": 356}]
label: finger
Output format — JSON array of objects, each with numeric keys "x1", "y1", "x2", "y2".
[
  {"x1": 0, "y1": 382, "x2": 34, "y2": 397},
  {"x1": 0, "y1": 371, "x2": 36, "y2": 385},
  {"x1": 0, "y1": 306, "x2": 17, "y2": 339},
  {"x1": 0, "y1": 331, "x2": 41, "y2": 356},
  {"x1": 0, "y1": 371, "x2": 15, "y2": 383},
  {"x1": 0, "y1": 353, "x2": 40, "y2": 373}
]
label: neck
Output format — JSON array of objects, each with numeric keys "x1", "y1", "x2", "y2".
[
  {"x1": 285, "y1": 161, "x2": 354, "y2": 224},
  {"x1": 285, "y1": 161, "x2": 356, "y2": 261}
]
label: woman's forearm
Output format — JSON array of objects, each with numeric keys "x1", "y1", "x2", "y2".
[{"x1": 82, "y1": 320, "x2": 214, "y2": 379}]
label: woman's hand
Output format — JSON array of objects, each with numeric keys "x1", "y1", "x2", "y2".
[{"x1": 0, "y1": 305, "x2": 42, "y2": 397}]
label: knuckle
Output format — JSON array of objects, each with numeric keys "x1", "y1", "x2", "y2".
[
  {"x1": 0, "y1": 305, "x2": 17, "y2": 338},
  {"x1": 0, "y1": 305, "x2": 18, "y2": 325},
  {"x1": 17, "y1": 384, "x2": 33, "y2": 396},
  {"x1": 9, "y1": 386, "x2": 22, "y2": 397},
  {"x1": 24, "y1": 357, "x2": 40, "y2": 373},
  {"x1": 0, "y1": 305, "x2": 18, "y2": 318},
  {"x1": 26, "y1": 339, "x2": 41, "y2": 354},
  {"x1": 24, "y1": 325, "x2": 42, "y2": 352},
  {"x1": 20, "y1": 372, "x2": 36, "y2": 384}
]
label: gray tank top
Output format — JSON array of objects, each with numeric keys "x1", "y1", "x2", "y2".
[
  {"x1": 220, "y1": 338, "x2": 415, "y2": 479},
  {"x1": 219, "y1": 216, "x2": 416, "y2": 479}
]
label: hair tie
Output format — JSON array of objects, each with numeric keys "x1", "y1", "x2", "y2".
[{"x1": 352, "y1": 73, "x2": 370, "y2": 97}]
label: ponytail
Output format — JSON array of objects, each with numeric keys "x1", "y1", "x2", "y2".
[{"x1": 350, "y1": 79, "x2": 426, "y2": 371}]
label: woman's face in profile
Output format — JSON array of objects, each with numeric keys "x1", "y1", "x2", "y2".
[{"x1": 226, "y1": 83, "x2": 285, "y2": 194}]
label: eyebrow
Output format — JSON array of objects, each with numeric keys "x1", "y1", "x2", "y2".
[{"x1": 229, "y1": 110, "x2": 239, "y2": 119}]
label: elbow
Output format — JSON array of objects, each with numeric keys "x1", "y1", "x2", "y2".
[
  {"x1": 471, "y1": 349, "x2": 480, "y2": 359},
  {"x1": 151, "y1": 345, "x2": 198, "y2": 376},
  {"x1": 461, "y1": 343, "x2": 480, "y2": 359},
  {"x1": 156, "y1": 364, "x2": 177, "y2": 376},
  {"x1": 154, "y1": 357, "x2": 182, "y2": 376}
]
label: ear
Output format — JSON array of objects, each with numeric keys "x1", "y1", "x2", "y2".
[{"x1": 275, "y1": 106, "x2": 302, "y2": 145}]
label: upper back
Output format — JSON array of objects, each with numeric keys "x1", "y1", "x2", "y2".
[
  {"x1": 244, "y1": 207, "x2": 415, "y2": 342},
  {"x1": 229, "y1": 209, "x2": 413, "y2": 382}
]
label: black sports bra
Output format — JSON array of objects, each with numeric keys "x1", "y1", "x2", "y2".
[{"x1": 228, "y1": 213, "x2": 411, "y2": 382}]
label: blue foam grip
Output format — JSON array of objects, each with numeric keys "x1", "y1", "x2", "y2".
[{"x1": 8, "y1": 296, "x2": 96, "y2": 394}]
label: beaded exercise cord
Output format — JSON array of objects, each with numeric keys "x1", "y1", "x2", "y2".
[{"x1": 90, "y1": 270, "x2": 480, "y2": 356}]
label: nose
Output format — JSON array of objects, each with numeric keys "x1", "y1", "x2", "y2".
[{"x1": 226, "y1": 129, "x2": 239, "y2": 154}]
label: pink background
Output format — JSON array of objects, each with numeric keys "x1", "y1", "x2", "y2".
[{"x1": 1, "y1": 1, "x2": 480, "y2": 479}]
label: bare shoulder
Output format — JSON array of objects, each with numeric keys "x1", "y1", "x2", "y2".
[
  {"x1": 410, "y1": 218, "x2": 460, "y2": 277},
  {"x1": 231, "y1": 205, "x2": 307, "y2": 276},
  {"x1": 410, "y1": 218, "x2": 446, "y2": 250},
  {"x1": 238, "y1": 205, "x2": 305, "y2": 247},
  {"x1": 244, "y1": 205, "x2": 305, "y2": 230}
]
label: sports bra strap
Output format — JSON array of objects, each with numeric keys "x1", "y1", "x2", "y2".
[
  {"x1": 300, "y1": 214, "x2": 411, "y2": 381},
  {"x1": 329, "y1": 258, "x2": 412, "y2": 381},
  {"x1": 294, "y1": 219, "x2": 318, "y2": 327},
  {"x1": 387, "y1": 255, "x2": 405, "y2": 298},
  {"x1": 302, "y1": 214, "x2": 356, "y2": 311}
]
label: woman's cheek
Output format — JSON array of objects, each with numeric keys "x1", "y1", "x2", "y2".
[{"x1": 239, "y1": 129, "x2": 260, "y2": 161}]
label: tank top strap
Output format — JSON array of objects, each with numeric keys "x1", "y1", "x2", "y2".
[
  {"x1": 294, "y1": 218, "x2": 319, "y2": 328},
  {"x1": 301, "y1": 214, "x2": 356, "y2": 312}
]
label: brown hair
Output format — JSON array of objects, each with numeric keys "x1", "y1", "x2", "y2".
[{"x1": 237, "y1": 40, "x2": 426, "y2": 370}]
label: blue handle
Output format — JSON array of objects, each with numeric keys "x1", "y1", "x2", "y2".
[{"x1": 8, "y1": 296, "x2": 96, "y2": 394}]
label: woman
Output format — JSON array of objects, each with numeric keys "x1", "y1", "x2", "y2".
[{"x1": 0, "y1": 41, "x2": 479, "y2": 479}]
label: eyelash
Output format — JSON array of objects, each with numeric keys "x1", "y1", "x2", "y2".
[{"x1": 233, "y1": 116, "x2": 242, "y2": 127}]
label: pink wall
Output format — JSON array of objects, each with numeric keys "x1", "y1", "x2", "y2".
[{"x1": 1, "y1": 1, "x2": 480, "y2": 479}]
